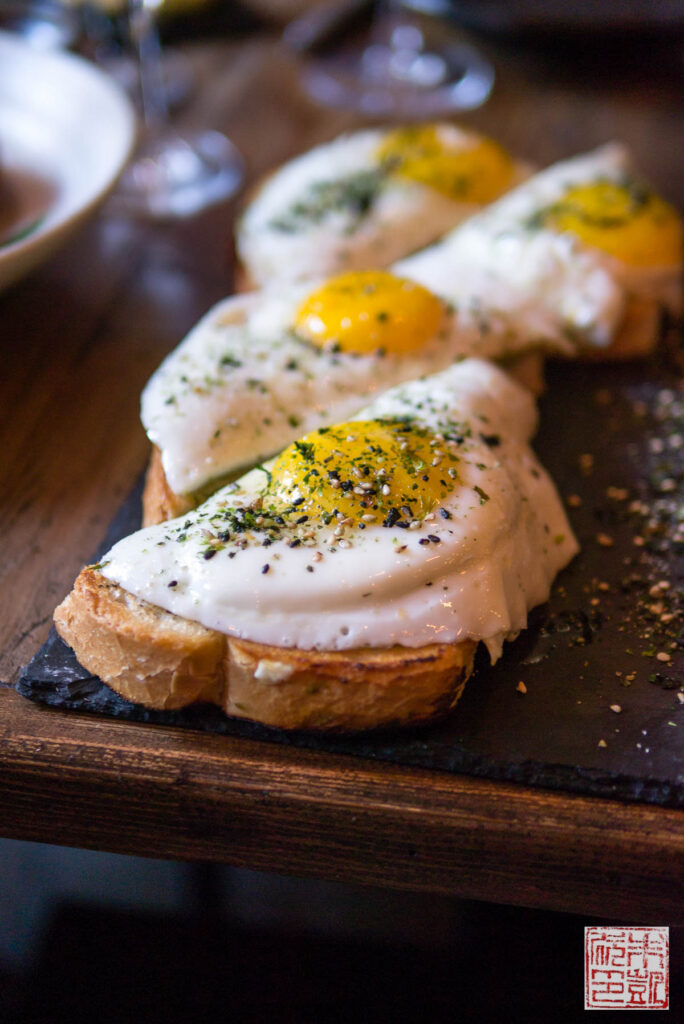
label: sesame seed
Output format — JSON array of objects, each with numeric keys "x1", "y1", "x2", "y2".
[{"x1": 261, "y1": 564, "x2": 270, "y2": 574}]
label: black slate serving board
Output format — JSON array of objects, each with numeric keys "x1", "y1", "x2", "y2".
[{"x1": 15, "y1": 354, "x2": 684, "y2": 807}]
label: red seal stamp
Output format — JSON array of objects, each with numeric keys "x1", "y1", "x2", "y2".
[{"x1": 585, "y1": 927, "x2": 669, "y2": 1010}]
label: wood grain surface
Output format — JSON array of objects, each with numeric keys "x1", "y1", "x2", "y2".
[{"x1": 1, "y1": 27, "x2": 682, "y2": 920}]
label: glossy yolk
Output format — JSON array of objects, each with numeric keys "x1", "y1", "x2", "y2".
[
  {"x1": 376, "y1": 124, "x2": 515, "y2": 203},
  {"x1": 267, "y1": 420, "x2": 458, "y2": 523},
  {"x1": 544, "y1": 180, "x2": 683, "y2": 267},
  {"x1": 294, "y1": 271, "x2": 444, "y2": 356}
]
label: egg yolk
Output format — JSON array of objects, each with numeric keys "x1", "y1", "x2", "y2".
[
  {"x1": 376, "y1": 124, "x2": 516, "y2": 203},
  {"x1": 544, "y1": 180, "x2": 683, "y2": 267},
  {"x1": 294, "y1": 271, "x2": 444, "y2": 356},
  {"x1": 267, "y1": 420, "x2": 458, "y2": 524}
]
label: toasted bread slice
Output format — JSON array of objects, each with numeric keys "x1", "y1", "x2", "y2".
[
  {"x1": 581, "y1": 294, "x2": 661, "y2": 362},
  {"x1": 54, "y1": 567, "x2": 477, "y2": 731},
  {"x1": 142, "y1": 446, "x2": 195, "y2": 526},
  {"x1": 142, "y1": 448, "x2": 247, "y2": 527}
]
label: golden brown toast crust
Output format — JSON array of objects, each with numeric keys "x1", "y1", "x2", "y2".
[
  {"x1": 142, "y1": 446, "x2": 196, "y2": 527},
  {"x1": 54, "y1": 567, "x2": 477, "y2": 732},
  {"x1": 581, "y1": 295, "x2": 660, "y2": 362}
]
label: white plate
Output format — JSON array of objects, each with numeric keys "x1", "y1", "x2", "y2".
[{"x1": 0, "y1": 31, "x2": 136, "y2": 292}]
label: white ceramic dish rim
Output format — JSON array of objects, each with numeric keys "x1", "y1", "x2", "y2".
[{"x1": 0, "y1": 30, "x2": 136, "y2": 289}]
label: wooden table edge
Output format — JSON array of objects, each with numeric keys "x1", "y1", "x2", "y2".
[{"x1": 2, "y1": 687, "x2": 682, "y2": 923}]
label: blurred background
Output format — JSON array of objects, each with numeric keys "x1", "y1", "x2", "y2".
[{"x1": 2, "y1": 836, "x2": 682, "y2": 1022}]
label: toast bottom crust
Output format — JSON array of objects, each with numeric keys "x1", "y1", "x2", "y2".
[{"x1": 54, "y1": 568, "x2": 478, "y2": 732}]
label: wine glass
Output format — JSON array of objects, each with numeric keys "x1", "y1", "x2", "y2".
[
  {"x1": 292, "y1": 0, "x2": 494, "y2": 118},
  {"x1": 109, "y1": 0, "x2": 243, "y2": 219},
  {"x1": 76, "y1": 0, "x2": 193, "y2": 112}
]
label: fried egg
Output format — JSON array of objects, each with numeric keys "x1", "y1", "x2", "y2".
[
  {"x1": 142, "y1": 269, "x2": 456, "y2": 494},
  {"x1": 237, "y1": 123, "x2": 530, "y2": 286},
  {"x1": 396, "y1": 143, "x2": 682, "y2": 349},
  {"x1": 107, "y1": 360, "x2": 579, "y2": 660},
  {"x1": 144, "y1": 145, "x2": 681, "y2": 498}
]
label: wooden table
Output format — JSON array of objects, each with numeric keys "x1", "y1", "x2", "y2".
[{"x1": 1, "y1": 24, "x2": 682, "y2": 924}]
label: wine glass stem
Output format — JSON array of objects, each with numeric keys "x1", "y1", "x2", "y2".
[
  {"x1": 369, "y1": 0, "x2": 404, "y2": 44},
  {"x1": 128, "y1": 0, "x2": 168, "y2": 132}
]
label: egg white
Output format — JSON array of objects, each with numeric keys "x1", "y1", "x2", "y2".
[
  {"x1": 110, "y1": 360, "x2": 578, "y2": 660},
  {"x1": 237, "y1": 124, "x2": 531, "y2": 286},
  {"x1": 142, "y1": 283, "x2": 462, "y2": 495},
  {"x1": 396, "y1": 143, "x2": 682, "y2": 341}
]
